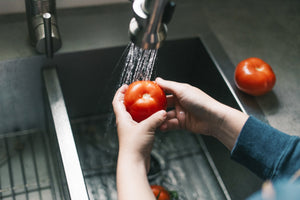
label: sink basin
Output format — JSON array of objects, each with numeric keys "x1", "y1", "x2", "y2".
[
  {"x1": 49, "y1": 37, "x2": 263, "y2": 200},
  {"x1": 0, "y1": 37, "x2": 262, "y2": 200}
]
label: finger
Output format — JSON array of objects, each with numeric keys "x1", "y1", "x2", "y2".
[
  {"x1": 112, "y1": 85, "x2": 128, "y2": 103},
  {"x1": 166, "y1": 95, "x2": 175, "y2": 108},
  {"x1": 175, "y1": 103, "x2": 186, "y2": 129},
  {"x1": 262, "y1": 181, "x2": 275, "y2": 200},
  {"x1": 141, "y1": 110, "x2": 167, "y2": 132},
  {"x1": 160, "y1": 118, "x2": 180, "y2": 131},
  {"x1": 112, "y1": 85, "x2": 130, "y2": 119},
  {"x1": 161, "y1": 105, "x2": 186, "y2": 131},
  {"x1": 155, "y1": 77, "x2": 185, "y2": 95},
  {"x1": 166, "y1": 110, "x2": 176, "y2": 119}
]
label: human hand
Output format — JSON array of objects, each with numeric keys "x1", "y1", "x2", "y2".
[
  {"x1": 156, "y1": 77, "x2": 248, "y2": 148},
  {"x1": 112, "y1": 84, "x2": 167, "y2": 170},
  {"x1": 156, "y1": 77, "x2": 226, "y2": 136},
  {"x1": 113, "y1": 84, "x2": 161, "y2": 200}
]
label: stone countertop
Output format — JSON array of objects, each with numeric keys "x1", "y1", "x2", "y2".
[
  {"x1": 0, "y1": 0, "x2": 299, "y2": 136},
  {"x1": 201, "y1": 0, "x2": 300, "y2": 136}
]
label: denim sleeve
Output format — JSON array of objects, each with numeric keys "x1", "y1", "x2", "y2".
[{"x1": 231, "y1": 116, "x2": 300, "y2": 180}]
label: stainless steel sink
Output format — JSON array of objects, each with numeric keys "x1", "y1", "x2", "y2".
[{"x1": 0, "y1": 37, "x2": 263, "y2": 200}]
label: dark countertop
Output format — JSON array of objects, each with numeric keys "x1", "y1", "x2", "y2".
[
  {"x1": 201, "y1": 0, "x2": 300, "y2": 136},
  {"x1": 0, "y1": 1, "x2": 299, "y2": 199},
  {"x1": 0, "y1": 1, "x2": 299, "y2": 137}
]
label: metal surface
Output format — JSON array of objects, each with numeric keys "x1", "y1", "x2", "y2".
[
  {"x1": 43, "y1": 13, "x2": 54, "y2": 59},
  {"x1": 0, "y1": 129, "x2": 60, "y2": 199},
  {"x1": 0, "y1": 27, "x2": 264, "y2": 199},
  {"x1": 129, "y1": 0, "x2": 174, "y2": 49},
  {"x1": 43, "y1": 37, "x2": 261, "y2": 199},
  {"x1": 43, "y1": 68, "x2": 89, "y2": 200},
  {"x1": 25, "y1": 0, "x2": 62, "y2": 53},
  {"x1": 70, "y1": 115, "x2": 229, "y2": 200}
]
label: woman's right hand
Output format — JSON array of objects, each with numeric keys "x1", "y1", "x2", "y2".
[
  {"x1": 155, "y1": 77, "x2": 226, "y2": 136},
  {"x1": 156, "y1": 78, "x2": 249, "y2": 150}
]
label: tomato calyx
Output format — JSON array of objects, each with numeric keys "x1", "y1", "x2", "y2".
[{"x1": 169, "y1": 191, "x2": 179, "y2": 200}]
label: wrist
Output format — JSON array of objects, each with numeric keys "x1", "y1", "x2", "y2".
[
  {"x1": 211, "y1": 103, "x2": 249, "y2": 150},
  {"x1": 117, "y1": 152, "x2": 149, "y2": 182},
  {"x1": 204, "y1": 101, "x2": 229, "y2": 137},
  {"x1": 118, "y1": 150, "x2": 148, "y2": 169}
]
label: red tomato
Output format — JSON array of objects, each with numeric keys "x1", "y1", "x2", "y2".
[
  {"x1": 234, "y1": 57, "x2": 276, "y2": 96},
  {"x1": 151, "y1": 185, "x2": 170, "y2": 200},
  {"x1": 124, "y1": 80, "x2": 167, "y2": 122}
]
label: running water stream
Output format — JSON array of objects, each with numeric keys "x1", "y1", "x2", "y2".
[
  {"x1": 119, "y1": 42, "x2": 158, "y2": 86},
  {"x1": 103, "y1": 41, "x2": 159, "y2": 144}
]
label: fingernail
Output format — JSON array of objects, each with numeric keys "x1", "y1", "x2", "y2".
[
  {"x1": 156, "y1": 77, "x2": 163, "y2": 82},
  {"x1": 159, "y1": 110, "x2": 167, "y2": 118}
]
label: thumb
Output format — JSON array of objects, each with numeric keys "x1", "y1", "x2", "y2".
[
  {"x1": 155, "y1": 77, "x2": 182, "y2": 95},
  {"x1": 141, "y1": 110, "x2": 167, "y2": 132}
]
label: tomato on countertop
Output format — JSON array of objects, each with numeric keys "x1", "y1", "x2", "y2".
[
  {"x1": 124, "y1": 80, "x2": 167, "y2": 122},
  {"x1": 234, "y1": 57, "x2": 276, "y2": 96}
]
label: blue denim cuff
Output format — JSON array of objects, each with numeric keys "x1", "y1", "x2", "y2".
[{"x1": 231, "y1": 116, "x2": 298, "y2": 180}]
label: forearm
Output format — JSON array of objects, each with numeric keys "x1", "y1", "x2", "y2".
[
  {"x1": 117, "y1": 153, "x2": 155, "y2": 200},
  {"x1": 212, "y1": 103, "x2": 249, "y2": 151}
]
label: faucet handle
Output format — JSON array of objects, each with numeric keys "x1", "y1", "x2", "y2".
[
  {"x1": 31, "y1": 15, "x2": 62, "y2": 54},
  {"x1": 43, "y1": 13, "x2": 53, "y2": 59},
  {"x1": 25, "y1": 0, "x2": 62, "y2": 54}
]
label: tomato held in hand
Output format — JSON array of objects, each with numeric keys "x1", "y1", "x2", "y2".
[
  {"x1": 151, "y1": 185, "x2": 171, "y2": 200},
  {"x1": 234, "y1": 57, "x2": 276, "y2": 96},
  {"x1": 124, "y1": 80, "x2": 167, "y2": 122}
]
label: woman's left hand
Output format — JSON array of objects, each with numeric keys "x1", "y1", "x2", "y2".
[{"x1": 112, "y1": 84, "x2": 167, "y2": 171}]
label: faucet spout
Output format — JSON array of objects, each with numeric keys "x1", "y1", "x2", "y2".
[
  {"x1": 129, "y1": 0, "x2": 175, "y2": 50},
  {"x1": 25, "y1": 0, "x2": 62, "y2": 54}
]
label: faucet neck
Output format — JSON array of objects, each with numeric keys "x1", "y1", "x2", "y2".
[
  {"x1": 144, "y1": 0, "x2": 168, "y2": 36},
  {"x1": 129, "y1": 0, "x2": 175, "y2": 50}
]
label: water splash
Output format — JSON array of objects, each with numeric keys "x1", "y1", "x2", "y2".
[
  {"x1": 119, "y1": 42, "x2": 158, "y2": 86},
  {"x1": 102, "y1": 42, "x2": 158, "y2": 143}
]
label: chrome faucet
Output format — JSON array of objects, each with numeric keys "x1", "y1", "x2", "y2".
[
  {"x1": 129, "y1": 0, "x2": 175, "y2": 49},
  {"x1": 25, "y1": 0, "x2": 62, "y2": 54}
]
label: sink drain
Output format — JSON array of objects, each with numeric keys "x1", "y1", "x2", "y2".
[{"x1": 147, "y1": 150, "x2": 165, "y2": 181}]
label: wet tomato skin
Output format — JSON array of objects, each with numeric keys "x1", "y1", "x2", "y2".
[
  {"x1": 151, "y1": 185, "x2": 171, "y2": 200},
  {"x1": 234, "y1": 57, "x2": 276, "y2": 96},
  {"x1": 124, "y1": 81, "x2": 167, "y2": 122}
]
